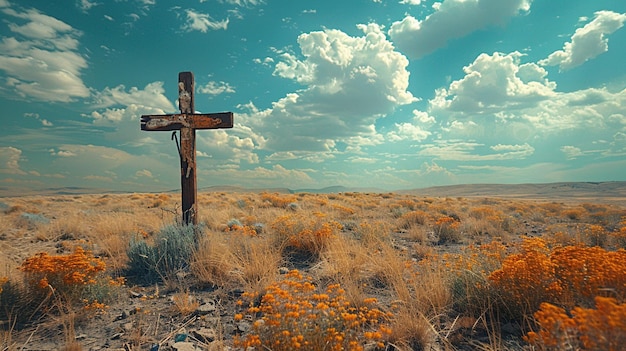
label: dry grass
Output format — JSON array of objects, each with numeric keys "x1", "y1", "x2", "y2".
[{"x1": 0, "y1": 191, "x2": 624, "y2": 350}]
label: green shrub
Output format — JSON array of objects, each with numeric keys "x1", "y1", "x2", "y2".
[{"x1": 126, "y1": 224, "x2": 200, "y2": 284}]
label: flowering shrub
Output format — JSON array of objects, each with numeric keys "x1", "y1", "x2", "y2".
[
  {"x1": 20, "y1": 247, "x2": 106, "y2": 293},
  {"x1": 488, "y1": 238, "x2": 626, "y2": 317},
  {"x1": 610, "y1": 217, "x2": 626, "y2": 248},
  {"x1": 434, "y1": 216, "x2": 461, "y2": 244},
  {"x1": 526, "y1": 297, "x2": 626, "y2": 350},
  {"x1": 271, "y1": 213, "x2": 342, "y2": 259},
  {"x1": 234, "y1": 270, "x2": 392, "y2": 351},
  {"x1": 583, "y1": 224, "x2": 609, "y2": 247},
  {"x1": 261, "y1": 192, "x2": 298, "y2": 208},
  {"x1": 398, "y1": 210, "x2": 429, "y2": 229},
  {"x1": 19, "y1": 247, "x2": 113, "y2": 312},
  {"x1": 224, "y1": 224, "x2": 258, "y2": 236},
  {"x1": 426, "y1": 241, "x2": 508, "y2": 316},
  {"x1": 330, "y1": 203, "x2": 356, "y2": 217}
]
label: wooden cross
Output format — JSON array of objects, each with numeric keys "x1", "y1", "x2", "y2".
[{"x1": 141, "y1": 72, "x2": 233, "y2": 225}]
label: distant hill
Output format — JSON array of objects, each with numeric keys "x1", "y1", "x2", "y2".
[
  {"x1": 293, "y1": 186, "x2": 387, "y2": 194},
  {"x1": 400, "y1": 181, "x2": 626, "y2": 204},
  {"x1": 2, "y1": 182, "x2": 625, "y2": 204}
]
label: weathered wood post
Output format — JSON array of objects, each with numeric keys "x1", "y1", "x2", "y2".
[{"x1": 141, "y1": 72, "x2": 234, "y2": 225}]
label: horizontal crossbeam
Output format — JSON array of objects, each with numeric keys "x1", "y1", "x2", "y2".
[{"x1": 141, "y1": 112, "x2": 234, "y2": 131}]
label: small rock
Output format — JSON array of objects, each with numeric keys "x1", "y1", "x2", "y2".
[
  {"x1": 115, "y1": 310, "x2": 128, "y2": 321},
  {"x1": 196, "y1": 300, "x2": 216, "y2": 314},
  {"x1": 170, "y1": 341, "x2": 196, "y2": 351},
  {"x1": 278, "y1": 267, "x2": 290, "y2": 274},
  {"x1": 192, "y1": 327, "x2": 216, "y2": 343},
  {"x1": 502, "y1": 322, "x2": 520, "y2": 336},
  {"x1": 236, "y1": 321, "x2": 251, "y2": 333},
  {"x1": 229, "y1": 288, "x2": 244, "y2": 297},
  {"x1": 123, "y1": 322, "x2": 134, "y2": 332}
]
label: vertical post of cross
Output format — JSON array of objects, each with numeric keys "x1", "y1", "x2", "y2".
[
  {"x1": 178, "y1": 72, "x2": 197, "y2": 225},
  {"x1": 140, "y1": 72, "x2": 234, "y2": 226}
]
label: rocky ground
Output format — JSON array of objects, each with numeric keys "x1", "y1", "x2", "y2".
[{"x1": 1, "y1": 189, "x2": 624, "y2": 351}]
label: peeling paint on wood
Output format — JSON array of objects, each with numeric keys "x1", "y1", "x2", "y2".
[{"x1": 140, "y1": 72, "x2": 234, "y2": 225}]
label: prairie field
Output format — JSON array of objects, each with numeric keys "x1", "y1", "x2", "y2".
[{"x1": 0, "y1": 189, "x2": 625, "y2": 350}]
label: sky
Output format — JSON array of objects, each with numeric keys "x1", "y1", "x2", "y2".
[{"x1": 1, "y1": 0, "x2": 625, "y2": 194}]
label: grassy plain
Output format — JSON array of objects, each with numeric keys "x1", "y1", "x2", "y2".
[{"x1": 0, "y1": 189, "x2": 625, "y2": 350}]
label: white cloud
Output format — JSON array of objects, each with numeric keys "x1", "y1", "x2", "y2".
[
  {"x1": 24, "y1": 112, "x2": 53, "y2": 126},
  {"x1": 389, "y1": 0, "x2": 532, "y2": 58},
  {"x1": 431, "y1": 52, "x2": 556, "y2": 113},
  {"x1": 560, "y1": 145, "x2": 583, "y2": 160},
  {"x1": 50, "y1": 144, "x2": 156, "y2": 179},
  {"x1": 429, "y1": 50, "x2": 626, "y2": 138},
  {"x1": 419, "y1": 140, "x2": 534, "y2": 161},
  {"x1": 91, "y1": 82, "x2": 175, "y2": 112},
  {"x1": 197, "y1": 129, "x2": 260, "y2": 165},
  {"x1": 539, "y1": 11, "x2": 626, "y2": 70},
  {"x1": 603, "y1": 132, "x2": 626, "y2": 157},
  {"x1": 387, "y1": 123, "x2": 431, "y2": 142},
  {"x1": 77, "y1": 0, "x2": 99, "y2": 12},
  {"x1": 50, "y1": 148, "x2": 78, "y2": 157},
  {"x1": 220, "y1": 0, "x2": 264, "y2": 6},
  {"x1": 201, "y1": 164, "x2": 314, "y2": 189},
  {"x1": 197, "y1": 81, "x2": 235, "y2": 95},
  {"x1": 253, "y1": 57, "x2": 274, "y2": 67},
  {"x1": 182, "y1": 9, "x2": 229, "y2": 32},
  {"x1": 243, "y1": 23, "x2": 416, "y2": 154},
  {"x1": 400, "y1": 0, "x2": 422, "y2": 5},
  {"x1": 136, "y1": 169, "x2": 153, "y2": 178},
  {"x1": 523, "y1": 87, "x2": 626, "y2": 132},
  {"x1": 0, "y1": 5, "x2": 89, "y2": 102},
  {"x1": 387, "y1": 109, "x2": 434, "y2": 142},
  {"x1": 0, "y1": 146, "x2": 26, "y2": 175}
]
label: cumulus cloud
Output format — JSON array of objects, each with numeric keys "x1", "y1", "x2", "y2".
[
  {"x1": 560, "y1": 145, "x2": 584, "y2": 160},
  {"x1": 387, "y1": 109, "x2": 434, "y2": 142},
  {"x1": 24, "y1": 112, "x2": 53, "y2": 126},
  {"x1": 428, "y1": 49, "x2": 626, "y2": 138},
  {"x1": 182, "y1": 9, "x2": 228, "y2": 32},
  {"x1": 523, "y1": 87, "x2": 626, "y2": 132},
  {"x1": 0, "y1": 146, "x2": 26, "y2": 174},
  {"x1": 430, "y1": 52, "x2": 555, "y2": 113},
  {"x1": 0, "y1": 4, "x2": 89, "y2": 102},
  {"x1": 540, "y1": 11, "x2": 626, "y2": 71},
  {"x1": 197, "y1": 81, "x2": 235, "y2": 95},
  {"x1": 136, "y1": 169, "x2": 153, "y2": 178},
  {"x1": 219, "y1": 0, "x2": 264, "y2": 6},
  {"x1": 49, "y1": 144, "x2": 173, "y2": 187},
  {"x1": 389, "y1": 0, "x2": 532, "y2": 59},
  {"x1": 242, "y1": 23, "x2": 416, "y2": 154},
  {"x1": 197, "y1": 129, "x2": 260, "y2": 165},
  {"x1": 77, "y1": 0, "x2": 99, "y2": 12},
  {"x1": 50, "y1": 148, "x2": 77, "y2": 157},
  {"x1": 202, "y1": 164, "x2": 314, "y2": 189},
  {"x1": 604, "y1": 132, "x2": 626, "y2": 157},
  {"x1": 419, "y1": 140, "x2": 534, "y2": 161},
  {"x1": 91, "y1": 82, "x2": 175, "y2": 112}
]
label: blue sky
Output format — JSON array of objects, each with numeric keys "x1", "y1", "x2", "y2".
[{"x1": 1, "y1": 0, "x2": 625, "y2": 194}]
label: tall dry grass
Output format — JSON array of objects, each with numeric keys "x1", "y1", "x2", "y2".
[{"x1": 1, "y1": 191, "x2": 625, "y2": 350}]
